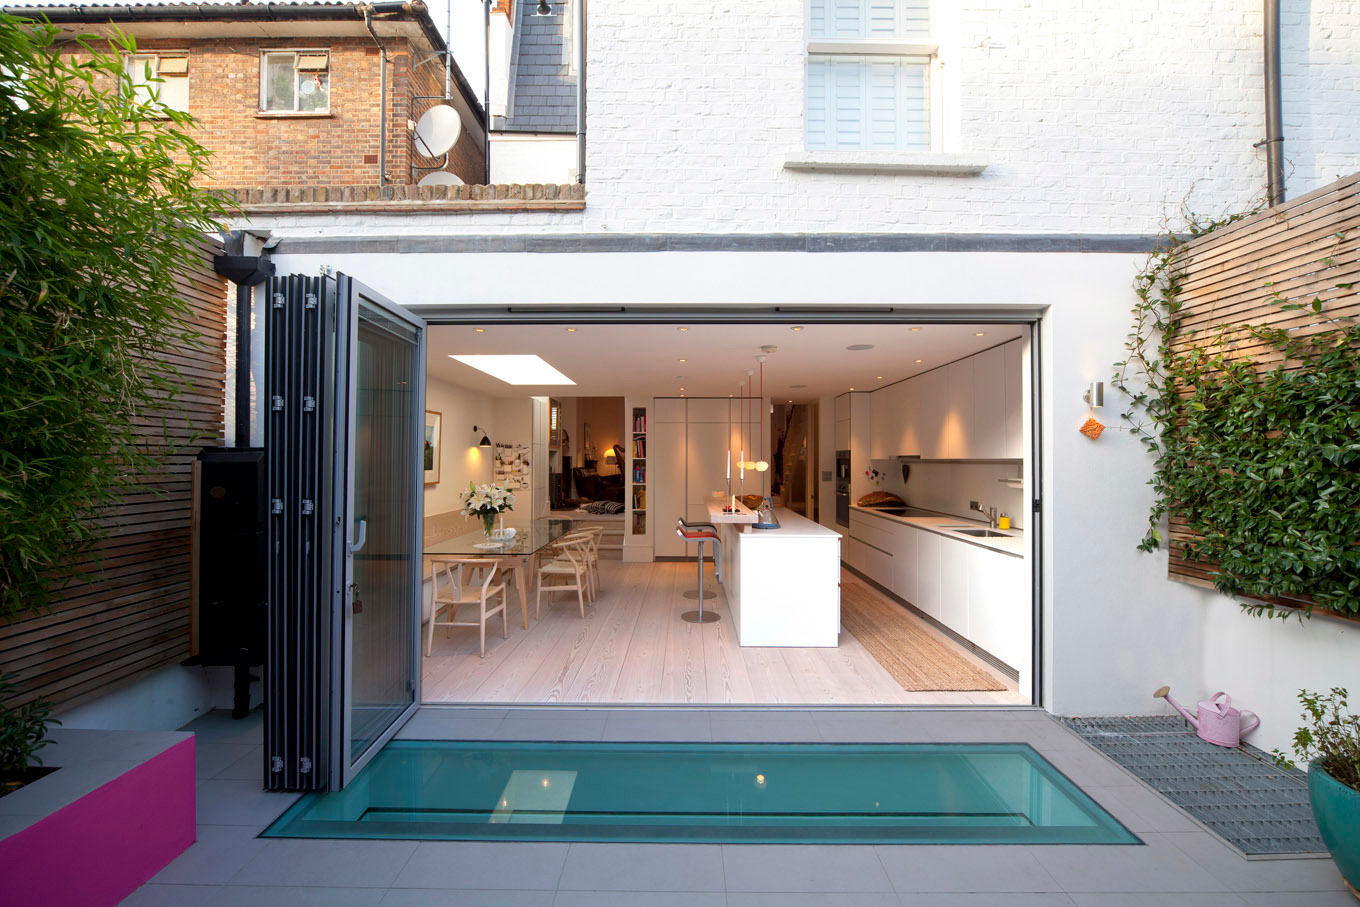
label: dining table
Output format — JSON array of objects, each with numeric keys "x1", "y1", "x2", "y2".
[{"x1": 424, "y1": 517, "x2": 575, "y2": 629}]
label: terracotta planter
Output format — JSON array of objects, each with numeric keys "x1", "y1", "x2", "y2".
[{"x1": 1309, "y1": 760, "x2": 1360, "y2": 898}]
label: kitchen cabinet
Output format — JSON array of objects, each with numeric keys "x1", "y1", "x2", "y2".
[
  {"x1": 654, "y1": 397, "x2": 687, "y2": 423},
  {"x1": 937, "y1": 536, "x2": 970, "y2": 637},
  {"x1": 912, "y1": 528, "x2": 942, "y2": 620},
  {"x1": 866, "y1": 339, "x2": 1023, "y2": 461},
  {"x1": 685, "y1": 420, "x2": 729, "y2": 556},
  {"x1": 687, "y1": 398, "x2": 729, "y2": 423},
  {"x1": 1004, "y1": 339, "x2": 1023, "y2": 459},
  {"x1": 847, "y1": 507, "x2": 1027, "y2": 674},
  {"x1": 972, "y1": 345, "x2": 1005, "y2": 461},
  {"x1": 849, "y1": 392, "x2": 872, "y2": 500},
  {"x1": 967, "y1": 549, "x2": 1027, "y2": 674},
  {"x1": 914, "y1": 368, "x2": 944, "y2": 459},
  {"x1": 651, "y1": 420, "x2": 686, "y2": 556},
  {"x1": 936, "y1": 358, "x2": 972, "y2": 459}
]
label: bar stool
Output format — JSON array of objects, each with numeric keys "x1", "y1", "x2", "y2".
[{"x1": 676, "y1": 518, "x2": 722, "y2": 624}]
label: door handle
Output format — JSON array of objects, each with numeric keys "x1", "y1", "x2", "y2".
[{"x1": 348, "y1": 519, "x2": 367, "y2": 554}]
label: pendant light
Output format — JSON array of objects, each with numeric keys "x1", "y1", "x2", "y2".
[
  {"x1": 754, "y1": 356, "x2": 769, "y2": 474},
  {"x1": 741, "y1": 369, "x2": 756, "y2": 473}
]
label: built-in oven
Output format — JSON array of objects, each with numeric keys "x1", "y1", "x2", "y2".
[{"x1": 834, "y1": 449, "x2": 850, "y2": 526}]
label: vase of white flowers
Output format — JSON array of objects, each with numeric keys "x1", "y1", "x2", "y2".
[{"x1": 461, "y1": 482, "x2": 515, "y2": 539}]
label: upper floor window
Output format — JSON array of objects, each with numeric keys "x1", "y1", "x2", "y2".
[
  {"x1": 805, "y1": 0, "x2": 936, "y2": 151},
  {"x1": 124, "y1": 53, "x2": 189, "y2": 113},
  {"x1": 261, "y1": 51, "x2": 330, "y2": 114}
]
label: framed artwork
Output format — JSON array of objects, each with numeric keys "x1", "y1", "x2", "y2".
[{"x1": 424, "y1": 410, "x2": 441, "y2": 485}]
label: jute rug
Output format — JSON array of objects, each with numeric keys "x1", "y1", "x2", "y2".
[{"x1": 841, "y1": 582, "x2": 1006, "y2": 692}]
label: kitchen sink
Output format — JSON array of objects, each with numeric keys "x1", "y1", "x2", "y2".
[{"x1": 954, "y1": 528, "x2": 1009, "y2": 538}]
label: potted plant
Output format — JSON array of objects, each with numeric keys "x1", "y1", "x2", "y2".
[
  {"x1": 0, "y1": 674, "x2": 59, "y2": 797},
  {"x1": 461, "y1": 481, "x2": 516, "y2": 540},
  {"x1": 1275, "y1": 688, "x2": 1360, "y2": 897}
]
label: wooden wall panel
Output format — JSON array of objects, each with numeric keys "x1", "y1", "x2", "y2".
[
  {"x1": 1164, "y1": 173, "x2": 1360, "y2": 610},
  {"x1": 0, "y1": 235, "x2": 227, "y2": 709}
]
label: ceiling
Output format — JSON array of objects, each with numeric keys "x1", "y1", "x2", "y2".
[{"x1": 426, "y1": 322, "x2": 1027, "y2": 402}]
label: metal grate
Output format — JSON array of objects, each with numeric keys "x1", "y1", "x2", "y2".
[{"x1": 1060, "y1": 715, "x2": 1324, "y2": 856}]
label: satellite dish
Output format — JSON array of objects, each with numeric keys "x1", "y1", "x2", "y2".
[
  {"x1": 417, "y1": 171, "x2": 463, "y2": 187},
  {"x1": 413, "y1": 104, "x2": 462, "y2": 157}
]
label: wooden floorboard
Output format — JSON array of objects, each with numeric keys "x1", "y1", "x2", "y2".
[{"x1": 421, "y1": 560, "x2": 1026, "y2": 706}]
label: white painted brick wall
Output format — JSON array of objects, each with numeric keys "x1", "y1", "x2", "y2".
[{"x1": 243, "y1": 0, "x2": 1360, "y2": 237}]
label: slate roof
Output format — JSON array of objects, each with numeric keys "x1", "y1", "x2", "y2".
[{"x1": 495, "y1": 0, "x2": 576, "y2": 134}]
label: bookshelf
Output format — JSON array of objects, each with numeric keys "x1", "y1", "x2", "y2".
[{"x1": 630, "y1": 406, "x2": 647, "y2": 535}]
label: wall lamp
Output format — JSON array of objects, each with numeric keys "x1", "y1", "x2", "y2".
[
  {"x1": 472, "y1": 425, "x2": 491, "y2": 447},
  {"x1": 1083, "y1": 381, "x2": 1104, "y2": 408}
]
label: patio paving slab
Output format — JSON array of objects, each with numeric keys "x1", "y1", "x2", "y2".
[
  {"x1": 874, "y1": 844, "x2": 1063, "y2": 893},
  {"x1": 108, "y1": 707, "x2": 1354, "y2": 905},
  {"x1": 558, "y1": 842, "x2": 724, "y2": 891},
  {"x1": 720, "y1": 843, "x2": 895, "y2": 892},
  {"x1": 393, "y1": 841, "x2": 569, "y2": 890}
]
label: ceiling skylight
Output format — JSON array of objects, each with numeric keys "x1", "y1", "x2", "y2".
[{"x1": 449, "y1": 354, "x2": 576, "y2": 385}]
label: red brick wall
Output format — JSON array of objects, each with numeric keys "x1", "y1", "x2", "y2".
[{"x1": 64, "y1": 35, "x2": 484, "y2": 188}]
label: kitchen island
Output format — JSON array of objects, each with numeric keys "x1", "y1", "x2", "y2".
[{"x1": 708, "y1": 503, "x2": 843, "y2": 647}]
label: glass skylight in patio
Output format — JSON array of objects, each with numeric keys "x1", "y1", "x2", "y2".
[{"x1": 264, "y1": 740, "x2": 1138, "y2": 845}]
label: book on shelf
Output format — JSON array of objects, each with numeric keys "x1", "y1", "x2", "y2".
[
  {"x1": 632, "y1": 438, "x2": 646, "y2": 458},
  {"x1": 632, "y1": 413, "x2": 646, "y2": 432}
]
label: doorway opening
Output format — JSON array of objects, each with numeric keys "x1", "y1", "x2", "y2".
[{"x1": 417, "y1": 318, "x2": 1039, "y2": 709}]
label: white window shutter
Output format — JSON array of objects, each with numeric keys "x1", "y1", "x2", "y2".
[
  {"x1": 866, "y1": 0, "x2": 897, "y2": 37},
  {"x1": 899, "y1": 61, "x2": 929, "y2": 149},
  {"x1": 812, "y1": 0, "x2": 930, "y2": 40},
  {"x1": 831, "y1": 60, "x2": 865, "y2": 148},
  {"x1": 806, "y1": 59, "x2": 831, "y2": 150},
  {"x1": 866, "y1": 61, "x2": 898, "y2": 148}
]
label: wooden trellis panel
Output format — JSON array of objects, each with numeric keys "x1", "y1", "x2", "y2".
[
  {"x1": 1165, "y1": 173, "x2": 1360, "y2": 604},
  {"x1": 0, "y1": 235, "x2": 227, "y2": 708}
]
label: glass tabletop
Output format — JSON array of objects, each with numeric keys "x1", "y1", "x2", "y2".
[{"x1": 424, "y1": 517, "x2": 577, "y2": 558}]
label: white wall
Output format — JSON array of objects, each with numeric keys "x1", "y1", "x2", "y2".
[
  {"x1": 55, "y1": 664, "x2": 227, "y2": 731},
  {"x1": 241, "y1": 0, "x2": 1359, "y2": 239},
  {"x1": 424, "y1": 374, "x2": 498, "y2": 518},
  {"x1": 268, "y1": 245, "x2": 1360, "y2": 755},
  {"x1": 490, "y1": 134, "x2": 578, "y2": 184}
]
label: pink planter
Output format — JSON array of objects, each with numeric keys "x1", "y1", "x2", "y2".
[{"x1": 0, "y1": 736, "x2": 196, "y2": 907}]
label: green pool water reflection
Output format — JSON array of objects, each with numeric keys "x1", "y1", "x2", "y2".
[{"x1": 263, "y1": 741, "x2": 1138, "y2": 845}]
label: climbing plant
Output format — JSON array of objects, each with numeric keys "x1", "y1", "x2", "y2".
[
  {"x1": 1114, "y1": 213, "x2": 1360, "y2": 619},
  {"x1": 0, "y1": 15, "x2": 227, "y2": 620}
]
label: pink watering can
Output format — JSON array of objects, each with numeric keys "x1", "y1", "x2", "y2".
[{"x1": 1154, "y1": 686, "x2": 1260, "y2": 747}]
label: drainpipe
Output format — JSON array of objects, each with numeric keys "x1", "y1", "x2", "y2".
[
  {"x1": 362, "y1": 5, "x2": 391, "y2": 186},
  {"x1": 1263, "y1": 0, "x2": 1285, "y2": 206},
  {"x1": 575, "y1": 0, "x2": 586, "y2": 183},
  {"x1": 485, "y1": 0, "x2": 492, "y2": 185}
]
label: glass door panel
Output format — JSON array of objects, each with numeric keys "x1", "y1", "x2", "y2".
[{"x1": 339, "y1": 279, "x2": 424, "y2": 785}]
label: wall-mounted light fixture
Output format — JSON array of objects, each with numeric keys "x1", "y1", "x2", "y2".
[
  {"x1": 1083, "y1": 381, "x2": 1104, "y2": 408},
  {"x1": 532, "y1": 0, "x2": 552, "y2": 15},
  {"x1": 472, "y1": 425, "x2": 491, "y2": 447}
]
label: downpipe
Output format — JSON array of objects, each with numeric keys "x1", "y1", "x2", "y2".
[{"x1": 1262, "y1": 0, "x2": 1285, "y2": 205}]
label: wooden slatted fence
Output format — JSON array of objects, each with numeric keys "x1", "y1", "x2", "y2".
[
  {"x1": 0, "y1": 235, "x2": 227, "y2": 708},
  {"x1": 1165, "y1": 173, "x2": 1360, "y2": 609}
]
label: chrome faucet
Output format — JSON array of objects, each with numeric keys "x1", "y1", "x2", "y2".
[{"x1": 970, "y1": 501, "x2": 998, "y2": 528}]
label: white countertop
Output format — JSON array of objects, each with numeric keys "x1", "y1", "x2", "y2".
[
  {"x1": 705, "y1": 500, "x2": 758, "y2": 524},
  {"x1": 849, "y1": 504, "x2": 1024, "y2": 557},
  {"x1": 736, "y1": 506, "x2": 842, "y2": 540}
]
